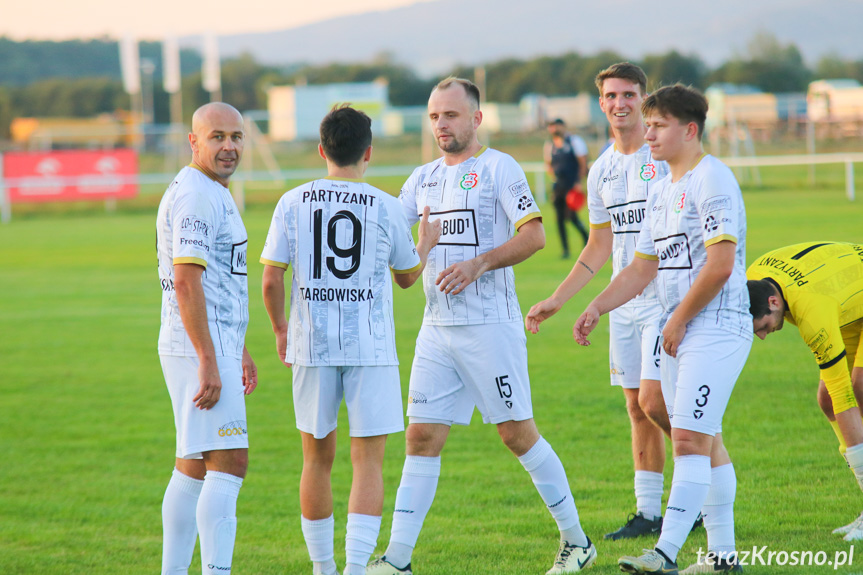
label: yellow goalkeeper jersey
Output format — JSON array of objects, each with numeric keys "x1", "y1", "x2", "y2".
[{"x1": 747, "y1": 242, "x2": 863, "y2": 409}]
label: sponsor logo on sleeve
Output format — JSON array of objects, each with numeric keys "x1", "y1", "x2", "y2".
[
  {"x1": 180, "y1": 216, "x2": 211, "y2": 237},
  {"x1": 655, "y1": 233, "x2": 693, "y2": 270},
  {"x1": 700, "y1": 195, "x2": 731, "y2": 214},
  {"x1": 703, "y1": 214, "x2": 719, "y2": 232},
  {"x1": 508, "y1": 179, "x2": 530, "y2": 197},
  {"x1": 517, "y1": 195, "x2": 534, "y2": 210}
]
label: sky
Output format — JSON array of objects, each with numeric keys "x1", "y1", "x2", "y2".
[{"x1": 0, "y1": 0, "x2": 430, "y2": 40}]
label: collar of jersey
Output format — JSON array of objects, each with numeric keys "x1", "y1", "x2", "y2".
[
  {"x1": 323, "y1": 176, "x2": 365, "y2": 183},
  {"x1": 188, "y1": 162, "x2": 226, "y2": 187},
  {"x1": 474, "y1": 146, "x2": 488, "y2": 158}
]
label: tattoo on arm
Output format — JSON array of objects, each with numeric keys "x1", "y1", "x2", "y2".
[{"x1": 577, "y1": 260, "x2": 595, "y2": 274}]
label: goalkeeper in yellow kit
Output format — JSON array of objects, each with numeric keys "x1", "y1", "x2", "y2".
[{"x1": 747, "y1": 241, "x2": 863, "y2": 540}]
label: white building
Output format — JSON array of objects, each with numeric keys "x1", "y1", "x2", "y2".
[{"x1": 267, "y1": 81, "x2": 389, "y2": 141}]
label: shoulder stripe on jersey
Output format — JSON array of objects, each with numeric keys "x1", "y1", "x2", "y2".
[
  {"x1": 705, "y1": 234, "x2": 737, "y2": 247},
  {"x1": 820, "y1": 350, "x2": 847, "y2": 370},
  {"x1": 590, "y1": 221, "x2": 611, "y2": 230},
  {"x1": 791, "y1": 243, "x2": 832, "y2": 260},
  {"x1": 635, "y1": 251, "x2": 659, "y2": 261},
  {"x1": 515, "y1": 212, "x2": 542, "y2": 230},
  {"x1": 174, "y1": 256, "x2": 207, "y2": 268},
  {"x1": 260, "y1": 258, "x2": 288, "y2": 270},
  {"x1": 393, "y1": 262, "x2": 422, "y2": 274}
]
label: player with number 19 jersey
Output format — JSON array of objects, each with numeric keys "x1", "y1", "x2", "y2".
[
  {"x1": 260, "y1": 178, "x2": 421, "y2": 367},
  {"x1": 399, "y1": 147, "x2": 541, "y2": 326}
]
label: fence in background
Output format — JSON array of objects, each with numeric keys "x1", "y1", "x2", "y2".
[{"x1": 1, "y1": 153, "x2": 860, "y2": 224}]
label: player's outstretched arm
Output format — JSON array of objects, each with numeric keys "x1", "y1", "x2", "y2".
[
  {"x1": 572, "y1": 256, "x2": 657, "y2": 345},
  {"x1": 437, "y1": 217, "x2": 545, "y2": 296},
  {"x1": 394, "y1": 206, "x2": 441, "y2": 289},
  {"x1": 261, "y1": 265, "x2": 292, "y2": 367},
  {"x1": 526, "y1": 226, "x2": 612, "y2": 334},
  {"x1": 175, "y1": 262, "x2": 222, "y2": 410}
]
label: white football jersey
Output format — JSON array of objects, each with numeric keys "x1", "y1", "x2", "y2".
[
  {"x1": 587, "y1": 143, "x2": 669, "y2": 306},
  {"x1": 635, "y1": 154, "x2": 751, "y2": 337},
  {"x1": 157, "y1": 166, "x2": 249, "y2": 359},
  {"x1": 399, "y1": 147, "x2": 541, "y2": 326},
  {"x1": 260, "y1": 178, "x2": 421, "y2": 367}
]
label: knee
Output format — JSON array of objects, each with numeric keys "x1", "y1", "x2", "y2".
[
  {"x1": 818, "y1": 381, "x2": 835, "y2": 418},
  {"x1": 406, "y1": 424, "x2": 447, "y2": 457},
  {"x1": 638, "y1": 391, "x2": 666, "y2": 425},
  {"x1": 626, "y1": 393, "x2": 649, "y2": 424},
  {"x1": 497, "y1": 420, "x2": 540, "y2": 456}
]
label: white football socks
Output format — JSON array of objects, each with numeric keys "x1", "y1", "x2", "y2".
[
  {"x1": 518, "y1": 437, "x2": 588, "y2": 547},
  {"x1": 655, "y1": 455, "x2": 711, "y2": 563},
  {"x1": 197, "y1": 471, "x2": 243, "y2": 575},
  {"x1": 162, "y1": 468, "x2": 204, "y2": 575},
  {"x1": 384, "y1": 455, "x2": 441, "y2": 569},
  {"x1": 301, "y1": 514, "x2": 337, "y2": 575},
  {"x1": 845, "y1": 443, "x2": 863, "y2": 492},
  {"x1": 703, "y1": 463, "x2": 737, "y2": 558},
  {"x1": 634, "y1": 470, "x2": 664, "y2": 520},
  {"x1": 345, "y1": 513, "x2": 381, "y2": 575}
]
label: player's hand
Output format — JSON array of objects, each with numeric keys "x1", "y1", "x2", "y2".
[
  {"x1": 417, "y1": 205, "x2": 441, "y2": 251},
  {"x1": 436, "y1": 258, "x2": 487, "y2": 295},
  {"x1": 193, "y1": 357, "x2": 222, "y2": 409},
  {"x1": 662, "y1": 316, "x2": 687, "y2": 358},
  {"x1": 573, "y1": 304, "x2": 601, "y2": 346},
  {"x1": 242, "y1": 346, "x2": 258, "y2": 395},
  {"x1": 275, "y1": 328, "x2": 292, "y2": 368},
  {"x1": 525, "y1": 297, "x2": 562, "y2": 334}
]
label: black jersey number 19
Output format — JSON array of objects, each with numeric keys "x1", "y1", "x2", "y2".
[{"x1": 313, "y1": 209, "x2": 363, "y2": 280}]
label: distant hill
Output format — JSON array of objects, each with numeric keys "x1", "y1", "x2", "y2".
[{"x1": 210, "y1": 0, "x2": 863, "y2": 75}]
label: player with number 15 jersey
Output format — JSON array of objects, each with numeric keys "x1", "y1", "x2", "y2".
[{"x1": 399, "y1": 146, "x2": 541, "y2": 327}]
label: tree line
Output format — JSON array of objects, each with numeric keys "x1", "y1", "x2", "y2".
[{"x1": 0, "y1": 32, "x2": 862, "y2": 138}]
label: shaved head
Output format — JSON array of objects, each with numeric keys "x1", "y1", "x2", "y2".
[
  {"x1": 192, "y1": 102, "x2": 243, "y2": 135},
  {"x1": 189, "y1": 102, "x2": 245, "y2": 186}
]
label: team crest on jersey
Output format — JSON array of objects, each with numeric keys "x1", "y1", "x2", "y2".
[
  {"x1": 673, "y1": 190, "x2": 687, "y2": 213},
  {"x1": 639, "y1": 163, "x2": 657, "y2": 181},
  {"x1": 460, "y1": 172, "x2": 479, "y2": 190}
]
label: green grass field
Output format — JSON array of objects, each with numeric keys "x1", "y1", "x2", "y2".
[{"x1": 3, "y1": 163, "x2": 863, "y2": 574}]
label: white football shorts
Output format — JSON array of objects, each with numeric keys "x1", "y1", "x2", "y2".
[
  {"x1": 406, "y1": 322, "x2": 533, "y2": 426},
  {"x1": 160, "y1": 355, "x2": 249, "y2": 459},
  {"x1": 608, "y1": 303, "x2": 663, "y2": 388},
  {"x1": 292, "y1": 365, "x2": 404, "y2": 439},
  {"x1": 660, "y1": 326, "x2": 752, "y2": 435}
]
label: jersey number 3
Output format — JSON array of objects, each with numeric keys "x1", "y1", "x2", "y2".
[{"x1": 313, "y1": 209, "x2": 362, "y2": 280}]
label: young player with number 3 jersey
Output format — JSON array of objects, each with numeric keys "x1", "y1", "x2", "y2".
[
  {"x1": 574, "y1": 85, "x2": 751, "y2": 574},
  {"x1": 369, "y1": 78, "x2": 595, "y2": 575},
  {"x1": 261, "y1": 106, "x2": 440, "y2": 575}
]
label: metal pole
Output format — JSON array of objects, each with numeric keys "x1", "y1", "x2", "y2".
[{"x1": 847, "y1": 160, "x2": 856, "y2": 201}]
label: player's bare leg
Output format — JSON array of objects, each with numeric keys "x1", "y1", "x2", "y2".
[
  {"x1": 344, "y1": 435, "x2": 387, "y2": 575},
  {"x1": 300, "y1": 431, "x2": 339, "y2": 575},
  {"x1": 605, "y1": 386, "x2": 665, "y2": 541}
]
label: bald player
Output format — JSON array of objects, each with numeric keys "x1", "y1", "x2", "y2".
[{"x1": 156, "y1": 102, "x2": 258, "y2": 575}]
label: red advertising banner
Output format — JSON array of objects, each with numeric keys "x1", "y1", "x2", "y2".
[{"x1": 4, "y1": 149, "x2": 139, "y2": 203}]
